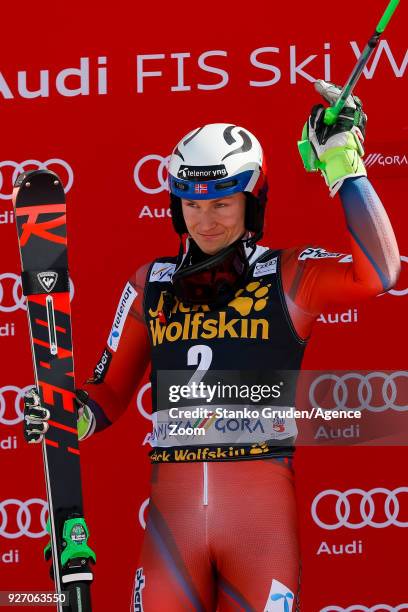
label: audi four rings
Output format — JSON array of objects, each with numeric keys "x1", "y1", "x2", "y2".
[
  {"x1": 320, "y1": 606, "x2": 408, "y2": 611},
  {"x1": 0, "y1": 498, "x2": 48, "y2": 539},
  {"x1": 311, "y1": 488, "x2": 408, "y2": 529},
  {"x1": 0, "y1": 274, "x2": 26, "y2": 313},
  {"x1": 309, "y1": 372, "x2": 408, "y2": 412},
  {"x1": 133, "y1": 154, "x2": 170, "y2": 195},
  {"x1": 0, "y1": 274, "x2": 75, "y2": 312},
  {"x1": 0, "y1": 159, "x2": 73, "y2": 199},
  {"x1": 0, "y1": 385, "x2": 33, "y2": 426}
]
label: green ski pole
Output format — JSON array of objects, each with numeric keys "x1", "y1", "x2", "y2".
[{"x1": 324, "y1": 0, "x2": 400, "y2": 125}]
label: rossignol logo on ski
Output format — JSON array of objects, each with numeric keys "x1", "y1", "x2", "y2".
[
  {"x1": 133, "y1": 567, "x2": 145, "y2": 612},
  {"x1": 177, "y1": 165, "x2": 228, "y2": 180},
  {"x1": 148, "y1": 281, "x2": 271, "y2": 346},
  {"x1": 15, "y1": 204, "x2": 67, "y2": 247},
  {"x1": 37, "y1": 271, "x2": 59, "y2": 293}
]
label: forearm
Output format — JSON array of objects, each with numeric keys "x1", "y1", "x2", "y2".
[
  {"x1": 80, "y1": 337, "x2": 150, "y2": 437},
  {"x1": 339, "y1": 176, "x2": 400, "y2": 292},
  {"x1": 78, "y1": 266, "x2": 151, "y2": 438},
  {"x1": 79, "y1": 386, "x2": 115, "y2": 436}
]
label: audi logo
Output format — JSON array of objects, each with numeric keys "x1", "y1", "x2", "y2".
[
  {"x1": 133, "y1": 155, "x2": 170, "y2": 194},
  {"x1": 388, "y1": 255, "x2": 408, "y2": 297},
  {"x1": 0, "y1": 273, "x2": 26, "y2": 313},
  {"x1": 0, "y1": 159, "x2": 73, "y2": 200},
  {"x1": 309, "y1": 372, "x2": 408, "y2": 412},
  {"x1": 138, "y1": 498, "x2": 150, "y2": 530},
  {"x1": 0, "y1": 273, "x2": 75, "y2": 312},
  {"x1": 311, "y1": 487, "x2": 408, "y2": 530},
  {"x1": 0, "y1": 385, "x2": 33, "y2": 426},
  {"x1": 0, "y1": 498, "x2": 48, "y2": 539},
  {"x1": 136, "y1": 382, "x2": 153, "y2": 421},
  {"x1": 321, "y1": 606, "x2": 408, "y2": 611}
]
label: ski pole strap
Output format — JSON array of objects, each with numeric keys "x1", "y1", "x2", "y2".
[{"x1": 21, "y1": 268, "x2": 70, "y2": 296}]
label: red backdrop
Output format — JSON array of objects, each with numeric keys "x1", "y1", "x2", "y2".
[{"x1": 1, "y1": 0, "x2": 408, "y2": 610}]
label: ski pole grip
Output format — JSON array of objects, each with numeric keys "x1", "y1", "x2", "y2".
[{"x1": 323, "y1": 105, "x2": 340, "y2": 126}]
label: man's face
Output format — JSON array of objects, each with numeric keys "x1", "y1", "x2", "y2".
[{"x1": 181, "y1": 192, "x2": 246, "y2": 255}]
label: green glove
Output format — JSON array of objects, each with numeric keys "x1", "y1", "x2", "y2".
[
  {"x1": 298, "y1": 80, "x2": 367, "y2": 195},
  {"x1": 76, "y1": 389, "x2": 96, "y2": 441}
]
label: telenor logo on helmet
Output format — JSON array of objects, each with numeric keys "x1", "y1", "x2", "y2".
[{"x1": 177, "y1": 165, "x2": 228, "y2": 181}]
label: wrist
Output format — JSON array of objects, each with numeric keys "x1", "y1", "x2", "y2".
[
  {"x1": 320, "y1": 146, "x2": 366, "y2": 193},
  {"x1": 77, "y1": 404, "x2": 95, "y2": 441}
]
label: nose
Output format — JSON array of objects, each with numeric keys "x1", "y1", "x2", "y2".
[{"x1": 197, "y1": 209, "x2": 217, "y2": 231}]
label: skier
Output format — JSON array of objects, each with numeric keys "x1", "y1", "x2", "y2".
[{"x1": 24, "y1": 81, "x2": 400, "y2": 610}]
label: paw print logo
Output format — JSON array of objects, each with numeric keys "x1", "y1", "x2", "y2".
[
  {"x1": 229, "y1": 281, "x2": 270, "y2": 316},
  {"x1": 249, "y1": 442, "x2": 270, "y2": 455}
]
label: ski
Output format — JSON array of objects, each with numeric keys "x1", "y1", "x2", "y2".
[{"x1": 13, "y1": 169, "x2": 95, "y2": 612}]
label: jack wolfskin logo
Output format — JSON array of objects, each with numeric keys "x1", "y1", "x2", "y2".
[
  {"x1": 37, "y1": 271, "x2": 58, "y2": 293},
  {"x1": 229, "y1": 281, "x2": 270, "y2": 316}
]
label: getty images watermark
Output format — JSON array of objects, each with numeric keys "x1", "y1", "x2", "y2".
[
  {"x1": 168, "y1": 381, "x2": 362, "y2": 422},
  {"x1": 149, "y1": 370, "x2": 407, "y2": 446}
]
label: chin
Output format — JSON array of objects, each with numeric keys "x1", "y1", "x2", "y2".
[{"x1": 197, "y1": 242, "x2": 224, "y2": 255}]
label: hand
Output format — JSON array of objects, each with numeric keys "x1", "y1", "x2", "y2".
[
  {"x1": 23, "y1": 387, "x2": 95, "y2": 444},
  {"x1": 76, "y1": 389, "x2": 96, "y2": 440},
  {"x1": 298, "y1": 80, "x2": 367, "y2": 195},
  {"x1": 23, "y1": 388, "x2": 50, "y2": 444}
]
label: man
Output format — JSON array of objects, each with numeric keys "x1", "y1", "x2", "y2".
[{"x1": 24, "y1": 81, "x2": 400, "y2": 611}]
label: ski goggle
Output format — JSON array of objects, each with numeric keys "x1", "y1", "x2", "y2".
[{"x1": 172, "y1": 241, "x2": 248, "y2": 306}]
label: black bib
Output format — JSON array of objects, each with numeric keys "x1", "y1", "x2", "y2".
[{"x1": 143, "y1": 248, "x2": 307, "y2": 456}]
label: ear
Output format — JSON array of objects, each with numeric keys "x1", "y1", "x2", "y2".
[{"x1": 170, "y1": 194, "x2": 187, "y2": 234}]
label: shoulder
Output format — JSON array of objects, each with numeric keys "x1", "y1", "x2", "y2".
[
  {"x1": 128, "y1": 256, "x2": 178, "y2": 291},
  {"x1": 280, "y1": 245, "x2": 350, "y2": 294},
  {"x1": 281, "y1": 245, "x2": 348, "y2": 267},
  {"x1": 248, "y1": 244, "x2": 278, "y2": 266}
]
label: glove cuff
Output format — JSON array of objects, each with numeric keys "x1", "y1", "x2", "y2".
[
  {"x1": 320, "y1": 146, "x2": 367, "y2": 196},
  {"x1": 78, "y1": 405, "x2": 95, "y2": 441}
]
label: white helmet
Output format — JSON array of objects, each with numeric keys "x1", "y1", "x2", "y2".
[{"x1": 168, "y1": 123, "x2": 268, "y2": 239}]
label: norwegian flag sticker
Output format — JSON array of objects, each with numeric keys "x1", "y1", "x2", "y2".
[{"x1": 194, "y1": 183, "x2": 208, "y2": 194}]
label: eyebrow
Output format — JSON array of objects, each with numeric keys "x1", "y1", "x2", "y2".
[{"x1": 184, "y1": 196, "x2": 234, "y2": 204}]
